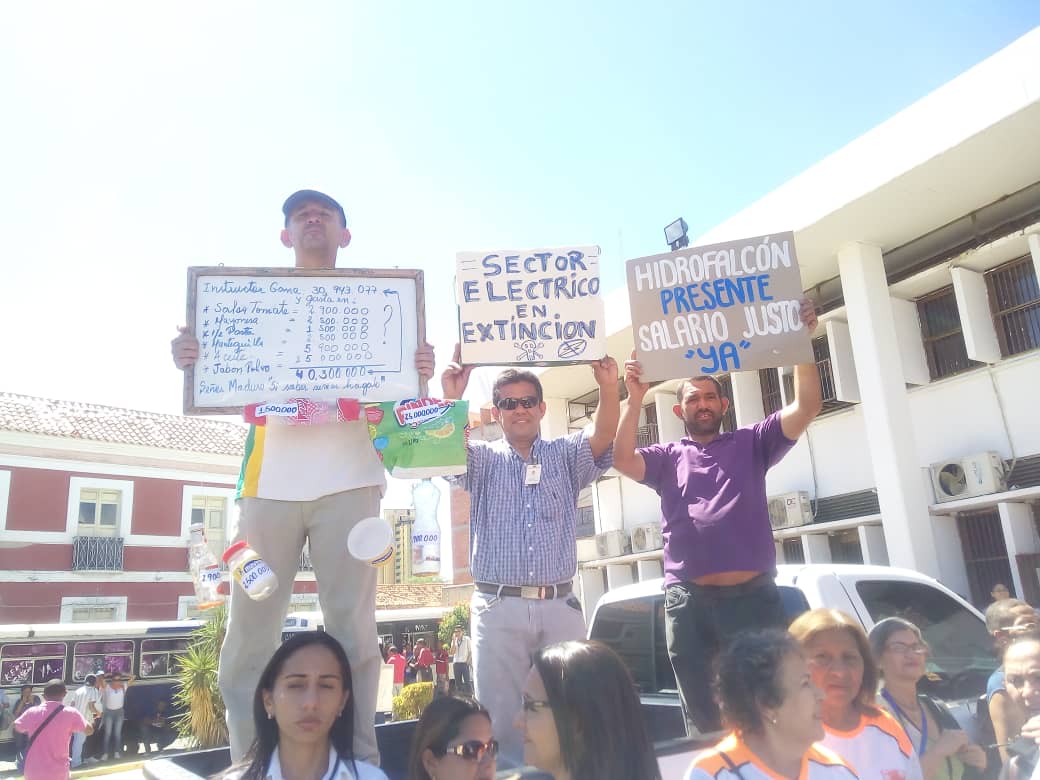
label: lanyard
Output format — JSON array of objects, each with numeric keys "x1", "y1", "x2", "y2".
[{"x1": 881, "y1": 688, "x2": 928, "y2": 755}]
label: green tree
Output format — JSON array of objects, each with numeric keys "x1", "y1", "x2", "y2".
[
  {"x1": 437, "y1": 602, "x2": 470, "y2": 646},
  {"x1": 173, "y1": 605, "x2": 229, "y2": 748}
]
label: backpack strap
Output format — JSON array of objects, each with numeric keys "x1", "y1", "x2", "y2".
[{"x1": 719, "y1": 751, "x2": 748, "y2": 780}]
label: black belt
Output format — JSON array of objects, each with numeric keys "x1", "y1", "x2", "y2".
[{"x1": 475, "y1": 581, "x2": 572, "y2": 600}]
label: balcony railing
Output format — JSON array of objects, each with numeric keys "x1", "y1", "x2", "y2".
[
  {"x1": 636, "y1": 423, "x2": 659, "y2": 448},
  {"x1": 576, "y1": 505, "x2": 596, "y2": 539},
  {"x1": 72, "y1": 536, "x2": 124, "y2": 571}
]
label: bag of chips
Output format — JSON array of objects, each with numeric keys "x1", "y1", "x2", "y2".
[{"x1": 364, "y1": 398, "x2": 469, "y2": 479}]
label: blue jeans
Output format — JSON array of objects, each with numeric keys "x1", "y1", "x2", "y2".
[
  {"x1": 70, "y1": 730, "x2": 88, "y2": 767},
  {"x1": 102, "y1": 709, "x2": 124, "y2": 755}
]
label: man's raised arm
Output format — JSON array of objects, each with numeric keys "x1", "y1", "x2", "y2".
[
  {"x1": 779, "y1": 299, "x2": 823, "y2": 441},
  {"x1": 586, "y1": 357, "x2": 620, "y2": 459},
  {"x1": 613, "y1": 350, "x2": 649, "y2": 482}
]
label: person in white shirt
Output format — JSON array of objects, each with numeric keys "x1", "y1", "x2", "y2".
[
  {"x1": 66, "y1": 675, "x2": 102, "y2": 767},
  {"x1": 449, "y1": 627, "x2": 472, "y2": 695},
  {"x1": 686, "y1": 630, "x2": 857, "y2": 780},
  {"x1": 221, "y1": 632, "x2": 385, "y2": 780},
  {"x1": 172, "y1": 189, "x2": 435, "y2": 765},
  {"x1": 100, "y1": 673, "x2": 134, "y2": 760},
  {"x1": 790, "y1": 609, "x2": 923, "y2": 780}
]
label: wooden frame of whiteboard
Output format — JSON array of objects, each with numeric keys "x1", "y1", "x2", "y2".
[{"x1": 183, "y1": 266, "x2": 427, "y2": 415}]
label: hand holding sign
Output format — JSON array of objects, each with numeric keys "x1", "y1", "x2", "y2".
[
  {"x1": 591, "y1": 356, "x2": 619, "y2": 389},
  {"x1": 623, "y1": 350, "x2": 651, "y2": 404},
  {"x1": 625, "y1": 231, "x2": 813, "y2": 380},
  {"x1": 441, "y1": 343, "x2": 474, "y2": 400}
]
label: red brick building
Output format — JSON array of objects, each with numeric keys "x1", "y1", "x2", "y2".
[{"x1": 0, "y1": 393, "x2": 330, "y2": 623}]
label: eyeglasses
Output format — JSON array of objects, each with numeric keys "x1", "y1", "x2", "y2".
[
  {"x1": 521, "y1": 695, "x2": 551, "y2": 713},
  {"x1": 807, "y1": 653, "x2": 864, "y2": 671},
  {"x1": 495, "y1": 396, "x2": 539, "y2": 411},
  {"x1": 886, "y1": 641, "x2": 928, "y2": 656},
  {"x1": 444, "y1": 739, "x2": 499, "y2": 762}
]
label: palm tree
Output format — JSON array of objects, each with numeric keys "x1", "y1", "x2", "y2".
[{"x1": 172, "y1": 605, "x2": 229, "y2": 748}]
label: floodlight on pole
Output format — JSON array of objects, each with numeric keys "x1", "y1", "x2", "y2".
[{"x1": 665, "y1": 218, "x2": 689, "y2": 252}]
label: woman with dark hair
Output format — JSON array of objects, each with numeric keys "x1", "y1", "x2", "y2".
[
  {"x1": 685, "y1": 630, "x2": 856, "y2": 780},
  {"x1": 408, "y1": 695, "x2": 497, "y2": 780},
  {"x1": 513, "y1": 640, "x2": 660, "y2": 780},
  {"x1": 868, "y1": 617, "x2": 986, "y2": 780},
  {"x1": 224, "y1": 631, "x2": 386, "y2": 780},
  {"x1": 998, "y1": 636, "x2": 1040, "y2": 780},
  {"x1": 790, "y1": 609, "x2": 923, "y2": 780}
]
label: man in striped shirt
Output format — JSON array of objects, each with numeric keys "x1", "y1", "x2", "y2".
[{"x1": 442, "y1": 346, "x2": 619, "y2": 765}]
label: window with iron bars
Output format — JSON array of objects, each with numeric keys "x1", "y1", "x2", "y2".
[
  {"x1": 637, "y1": 401, "x2": 659, "y2": 448},
  {"x1": 812, "y1": 338, "x2": 853, "y2": 413},
  {"x1": 917, "y1": 286, "x2": 980, "y2": 379},
  {"x1": 759, "y1": 369, "x2": 794, "y2": 416},
  {"x1": 986, "y1": 255, "x2": 1040, "y2": 357}
]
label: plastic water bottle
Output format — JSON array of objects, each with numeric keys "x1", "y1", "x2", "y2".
[
  {"x1": 411, "y1": 479, "x2": 441, "y2": 577},
  {"x1": 222, "y1": 541, "x2": 278, "y2": 600},
  {"x1": 188, "y1": 523, "x2": 225, "y2": 609}
]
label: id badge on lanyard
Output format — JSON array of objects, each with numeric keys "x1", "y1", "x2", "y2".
[{"x1": 525, "y1": 463, "x2": 542, "y2": 486}]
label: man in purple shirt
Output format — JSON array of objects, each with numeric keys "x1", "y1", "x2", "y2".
[{"x1": 614, "y1": 298, "x2": 821, "y2": 734}]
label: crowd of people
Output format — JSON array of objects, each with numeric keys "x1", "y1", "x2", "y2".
[
  {"x1": 5, "y1": 669, "x2": 176, "y2": 778},
  {"x1": 7, "y1": 188, "x2": 1040, "y2": 780}
]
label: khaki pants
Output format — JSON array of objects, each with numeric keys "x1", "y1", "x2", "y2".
[
  {"x1": 218, "y1": 487, "x2": 382, "y2": 764},
  {"x1": 471, "y1": 590, "x2": 586, "y2": 767}
]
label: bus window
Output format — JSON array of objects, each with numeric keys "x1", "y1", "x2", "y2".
[
  {"x1": 141, "y1": 638, "x2": 191, "y2": 678},
  {"x1": 73, "y1": 640, "x2": 134, "y2": 681},
  {"x1": 1, "y1": 643, "x2": 67, "y2": 685}
]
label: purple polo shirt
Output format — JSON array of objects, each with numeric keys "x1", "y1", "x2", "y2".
[{"x1": 639, "y1": 412, "x2": 796, "y2": 585}]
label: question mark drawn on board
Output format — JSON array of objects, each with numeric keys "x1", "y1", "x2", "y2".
[{"x1": 383, "y1": 304, "x2": 393, "y2": 343}]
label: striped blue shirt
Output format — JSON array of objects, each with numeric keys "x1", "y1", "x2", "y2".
[{"x1": 458, "y1": 428, "x2": 612, "y2": 585}]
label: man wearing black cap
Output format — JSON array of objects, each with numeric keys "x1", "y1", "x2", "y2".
[{"x1": 172, "y1": 190, "x2": 435, "y2": 765}]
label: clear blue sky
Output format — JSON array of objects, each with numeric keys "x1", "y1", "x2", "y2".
[{"x1": 2, "y1": 1, "x2": 1038, "y2": 414}]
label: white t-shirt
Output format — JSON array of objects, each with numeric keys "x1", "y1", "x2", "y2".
[
  {"x1": 67, "y1": 685, "x2": 101, "y2": 719},
  {"x1": 102, "y1": 685, "x2": 126, "y2": 711},
  {"x1": 685, "y1": 732, "x2": 858, "y2": 780},
  {"x1": 452, "y1": 635, "x2": 471, "y2": 664},
  {"x1": 223, "y1": 746, "x2": 387, "y2": 780},
  {"x1": 237, "y1": 419, "x2": 386, "y2": 502},
  {"x1": 820, "y1": 709, "x2": 923, "y2": 780}
]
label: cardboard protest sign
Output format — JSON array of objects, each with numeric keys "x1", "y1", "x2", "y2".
[
  {"x1": 626, "y1": 232, "x2": 812, "y2": 380},
  {"x1": 456, "y1": 246, "x2": 605, "y2": 365}
]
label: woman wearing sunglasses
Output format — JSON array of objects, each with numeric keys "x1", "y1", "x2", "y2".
[
  {"x1": 409, "y1": 695, "x2": 497, "y2": 780},
  {"x1": 514, "y1": 640, "x2": 660, "y2": 780},
  {"x1": 224, "y1": 631, "x2": 385, "y2": 780},
  {"x1": 869, "y1": 617, "x2": 986, "y2": 780}
]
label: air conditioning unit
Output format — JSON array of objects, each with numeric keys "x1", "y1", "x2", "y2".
[
  {"x1": 576, "y1": 537, "x2": 599, "y2": 563},
  {"x1": 630, "y1": 523, "x2": 663, "y2": 553},
  {"x1": 930, "y1": 451, "x2": 1006, "y2": 503},
  {"x1": 595, "y1": 530, "x2": 631, "y2": 559},
  {"x1": 767, "y1": 491, "x2": 813, "y2": 530}
]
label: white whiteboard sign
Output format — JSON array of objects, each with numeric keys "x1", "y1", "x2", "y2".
[
  {"x1": 184, "y1": 267, "x2": 425, "y2": 413},
  {"x1": 455, "y1": 245, "x2": 605, "y2": 365}
]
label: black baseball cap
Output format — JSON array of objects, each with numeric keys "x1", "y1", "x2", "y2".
[{"x1": 282, "y1": 190, "x2": 347, "y2": 227}]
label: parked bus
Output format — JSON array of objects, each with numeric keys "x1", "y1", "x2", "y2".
[
  {"x1": 282, "y1": 606, "x2": 453, "y2": 651},
  {"x1": 0, "y1": 619, "x2": 203, "y2": 756}
]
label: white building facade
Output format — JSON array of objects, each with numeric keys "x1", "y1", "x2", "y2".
[{"x1": 536, "y1": 28, "x2": 1040, "y2": 613}]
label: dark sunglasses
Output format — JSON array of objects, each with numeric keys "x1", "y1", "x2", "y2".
[
  {"x1": 444, "y1": 738, "x2": 499, "y2": 762},
  {"x1": 495, "y1": 396, "x2": 539, "y2": 411}
]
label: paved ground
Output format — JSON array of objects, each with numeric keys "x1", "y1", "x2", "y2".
[{"x1": 0, "y1": 743, "x2": 190, "y2": 779}]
